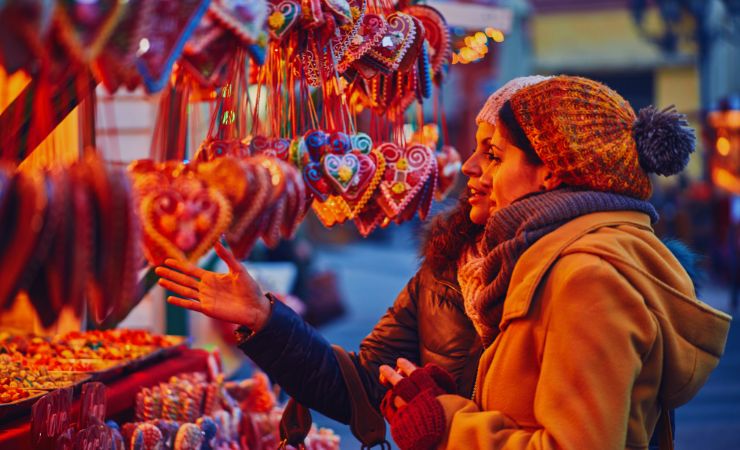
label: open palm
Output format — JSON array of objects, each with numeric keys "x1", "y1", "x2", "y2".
[{"x1": 155, "y1": 242, "x2": 271, "y2": 330}]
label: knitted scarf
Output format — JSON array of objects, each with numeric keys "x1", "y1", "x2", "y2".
[{"x1": 461, "y1": 188, "x2": 658, "y2": 347}]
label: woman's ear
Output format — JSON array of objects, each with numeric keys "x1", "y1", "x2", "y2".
[{"x1": 539, "y1": 170, "x2": 563, "y2": 191}]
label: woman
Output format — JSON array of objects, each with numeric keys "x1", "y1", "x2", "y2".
[
  {"x1": 155, "y1": 76, "x2": 550, "y2": 423},
  {"x1": 378, "y1": 75, "x2": 732, "y2": 449}
]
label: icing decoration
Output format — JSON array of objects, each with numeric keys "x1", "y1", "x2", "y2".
[
  {"x1": 376, "y1": 142, "x2": 435, "y2": 219},
  {"x1": 265, "y1": 0, "x2": 299, "y2": 40}
]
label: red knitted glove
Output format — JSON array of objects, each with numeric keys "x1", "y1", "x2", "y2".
[
  {"x1": 389, "y1": 389, "x2": 447, "y2": 450},
  {"x1": 379, "y1": 364, "x2": 454, "y2": 450}
]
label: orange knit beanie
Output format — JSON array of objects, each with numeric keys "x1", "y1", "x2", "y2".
[{"x1": 506, "y1": 75, "x2": 696, "y2": 200}]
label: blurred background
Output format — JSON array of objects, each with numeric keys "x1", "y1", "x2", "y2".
[{"x1": 1, "y1": 0, "x2": 739, "y2": 448}]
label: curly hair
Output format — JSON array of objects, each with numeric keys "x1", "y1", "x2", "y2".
[{"x1": 421, "y1": 192, "x2": 484, "y2": 279}]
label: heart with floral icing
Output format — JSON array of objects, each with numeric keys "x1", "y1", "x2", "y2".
[
  {"x1": 266, "y1": 0, "x2": 300, "y2": 40},
  {"x1": 140, "y1": 177, "x2": 232, "y2": 266},
  {"x1": 344, "y1": 149, "x2": 385, "y2": 218},
  {"x1": 339, "y1": 12, "x2": 387, "y2": 73},
  {"x1": 376, "y1": 142, "x2": 435, "y2": 219},
  {"x1": 364, "y1": 12, "x2": 417, "y2": 73},
  {"x1": 323, "y1": 153, "x2": 359, "y2": 194}
]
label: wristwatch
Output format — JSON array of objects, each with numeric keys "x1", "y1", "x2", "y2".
[{"x1": 234, "y1": 293, "x2": 276, "y2": 343}]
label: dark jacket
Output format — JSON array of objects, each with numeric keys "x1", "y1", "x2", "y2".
[{"x1": 237, "y1": 208, "x2": 482, "y2": 423}]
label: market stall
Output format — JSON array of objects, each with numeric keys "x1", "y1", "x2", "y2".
[{"x1": 0, "y1": 0, "x2": 510, "y2": 447}]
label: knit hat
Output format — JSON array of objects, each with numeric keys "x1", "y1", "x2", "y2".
[
  {"x1": 476, "y1": 75, "x2": 551, "y2": 125},
  {"x1": 506, "y1": 75, "x2": 695, "y2": 199}
]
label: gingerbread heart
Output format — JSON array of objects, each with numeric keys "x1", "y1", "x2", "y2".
[
  {"x1": 376, "y1": 142, "x2": 435, "y2": 219},
  {"x1": 0, "y1": 170, "x2": 48, "y2": 311},
  {"x1": 84, "y1": 157, "x2": 141, "y2": 324},
  {"x1": 94, "y1": 0, "x2": 153, "y2": 93},
  {"x1": 140, "y1": 176, "x2": 232, "y2": 266},
  {"x1": 180, "y1": 28, "x2": 236, "y2": 88},
  {"x1": 353, "y1": 200, "x2": 384, "y2": 237},
  {"x1": 323, "y1": 153, "x2": 360, "y2": 194},
  {"x1": 342, "y1": 150, "x2": 378, "y2": 201},
  {"x1": 404, "y1": 4, "x2": 451, "y2": 78},
  {"x1": 304, "y1": 129, "x2": 329, "y2": 162},
  {"x1": 302, "y1": 162, "x2": 331, "y2": 202},
  {"x1": 435, "y1": 145, "x2": 461, "y2": 201},
  {"x1": 54, "y1": 0, "x2": 127, "y2": 63},
  {"x1": 328, "y1": 131, "x2": 352, "y2": 155},
  {"x1": 364, "y1": 12, "x2": 417, "y2": 73},
  {"x1": 135, "y1": 0, "x2": 210, "y2": 93},
  {"x1": 266, "y1": 0, "x2": 300, "y2": 40},
  {"x1": 344, "y1": 149, "x2": 385, "y2": 220},
  {"x1": 339, "y1": 12, "x2": 387, "y2": 73},
  {"x1": 209, "y1": 0, "x2": 268, "y2": 45},
  {"x1": 225, "y1": 162, "x2": 271, "y2": 259}
]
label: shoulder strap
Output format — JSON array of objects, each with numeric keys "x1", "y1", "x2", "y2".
[
  {"x1": 332, "y1": 345, "x2": 389, "y2": 449},
  {"x1": 279, "y1": 397, "x2": 312, "y2": 448},
  {"x1": 658, "y1": 407, "x2": 674, "y2": 450}
]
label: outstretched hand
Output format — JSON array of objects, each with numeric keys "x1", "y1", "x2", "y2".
[{"x1": 155, "y1": 241, "x2": 271, "y2": 331}]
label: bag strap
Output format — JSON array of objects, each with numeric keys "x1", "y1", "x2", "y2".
[
  {"x1": 278, "y1": 397, "x2": 312, "y2": 449},
  {"x1": 332, "y1": 345, "x2": 390, "y2": 450},
  {"x1": 658, "y1": 407, "x2": 674, "y2": 450}
]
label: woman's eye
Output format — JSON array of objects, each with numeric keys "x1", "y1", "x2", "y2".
[{"x1": 486, "y1": 152, "x2": 501, "y2": 163}]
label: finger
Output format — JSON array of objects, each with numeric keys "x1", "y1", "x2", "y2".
[
  {"x1": 163, "y1": 258, "x2": 207, "y2": 279},
  {"x1": 394, "y1": 396, "x2": 407, "y2": 409},
  {"x1": 396, "y1": 358, "x2": 418, "y2": 377},
  {"x1": 158, "y1": 278, "x2": 200, "y2": 300},
  {"x1": 215, "y1": 241, "x2": 245, "y2": 274},
  {"x1": 379, "y1": 365, "x2": 404, "y2": 386},
  {"x1": 167, "y1": 296, "x2": 204, "y2": 313},
  {"x1": 155, "y1": 266, "x2": 200, "y2": 290}
]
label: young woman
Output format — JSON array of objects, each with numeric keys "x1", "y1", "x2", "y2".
[
  {"x1": 154, "y1": 77, "x2": 550, "y2": 423},
  {"x1": 378, "y1": 76, "x2": 732, "y2": 450}
]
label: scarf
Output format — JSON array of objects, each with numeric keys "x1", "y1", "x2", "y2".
[{"x1": 462, "y1": 189, "x2": 658, "y2": 347}]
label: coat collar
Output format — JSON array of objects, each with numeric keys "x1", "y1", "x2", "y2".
[{"x1": 500, "y1": 211, "x2": 654, "y2": 328}]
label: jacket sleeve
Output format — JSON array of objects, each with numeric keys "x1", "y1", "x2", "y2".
[
  {"x1": 436, "y1": 256, "x2": 657, "y2": 450},
  {"x1": 237, "y1": 270, "x2": 424, "y2": 423}
]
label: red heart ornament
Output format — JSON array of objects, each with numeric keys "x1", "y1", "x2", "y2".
[
  {"x1": 135, "y1": 0, "x2": 210, "y2": 93},
  {"x1": 435, "y1": 145, "x2": 461, "y2": 201},
  {"x1": 54, "y1": 0, "x2": 127, "y2": 63},
  {"x1": 302, "y1": 162, "x2": 331, "y2": 202},
  {"x1": 224, "y1": 162, "x2": 271, "y2": 259},
  {"x1": 266, "y1": 0, "x2": 300, "y2": 40},
  {"x1": 376, "y1": 142, "x2": 435, "y2": 219},
  {"x1": 403, "y1": 4, "x2": 451, "y2": 78},
  {"x1": 353, "y1": 200, "x2": 384, "y2": 237},
  {"x1": 94, "y1": 0, "x2": 154, "y2": 93},
  {"x1": 364, "y1": 12, "x2": 417, "y2": 73},
  {"x1": 140, "y1": 176, "x2": 232, "y2": 266},
  {"x1": 339, "y1": 12, "x2": 387, "y2": 73}
]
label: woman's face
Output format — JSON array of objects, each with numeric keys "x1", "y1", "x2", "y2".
[
  {"x1": 482, "y1": 126, "x2": 552, "y2": 214},
  {"x1": 461, "y1": 123, "x2": 496, "y2": 225}
]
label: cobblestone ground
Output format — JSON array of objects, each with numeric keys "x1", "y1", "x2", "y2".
[{"x1": 311, "y1": 228, "x2": 739, "y2": 449}]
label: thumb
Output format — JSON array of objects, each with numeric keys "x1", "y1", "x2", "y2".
[{"x1": 215, "y1": 241, "x2": 245, "y2": 274}]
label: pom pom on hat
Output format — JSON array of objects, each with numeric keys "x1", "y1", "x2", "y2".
[
  {"x1": 476, "y1": 75, "x2": 551, "y2": 126},
  {"x1": 633, "y1": 105, "x2": 695, "y2": 176}
]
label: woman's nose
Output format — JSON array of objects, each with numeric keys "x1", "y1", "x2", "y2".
[{"x1": 462, "y1": 153, "x2": 481, "y2": 177}]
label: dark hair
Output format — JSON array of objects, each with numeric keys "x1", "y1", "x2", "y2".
[
  {"x1": 421, "y1": 192, "x2": 484, "y2": 279},
  {"x1": 498, "y1": 100, "x2": 542, "y2": 166}
]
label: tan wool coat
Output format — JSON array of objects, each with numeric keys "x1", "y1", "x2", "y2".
[{"x1": 437, "y1": 211, "x2": 731, "y2": 450}]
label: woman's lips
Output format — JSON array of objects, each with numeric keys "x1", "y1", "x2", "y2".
[{"x1": 468, "y1": 187, "x2": 487, "y2": 204}]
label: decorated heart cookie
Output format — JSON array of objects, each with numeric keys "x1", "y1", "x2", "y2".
[
  {"x1": 209, "y1": 0, "x2": 268, "y2": 45},
  {"x1": 323, "y1": 153, "x2": 359, "y2": 194},
  {"x1": 139, "y1": 175, "x2": 232, "y2": 266},
  {"x1": 266, "y1": 0, "x2": 299, "y2": 40},
  {"x1": 364, "y1": 12, "x2": 417, "y2": 73},
  {"x1": 404, "y1": 4, "x2": 451, "y2": 79},
  {"x1": 135, "y1": 0, "x2": 210, "y2": 93},
  {"x1": 376, "y1": 142, "x2": 435, "y2": 219},
  {"x1": 339, "y1": 12, "x2": 387, "y2": 73}
]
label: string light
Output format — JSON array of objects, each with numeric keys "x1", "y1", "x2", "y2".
[{"x1": 452, "y1": 28, "x2": 505, "y2": 64}]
